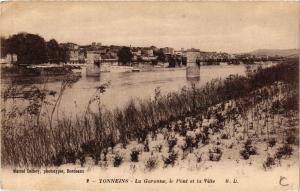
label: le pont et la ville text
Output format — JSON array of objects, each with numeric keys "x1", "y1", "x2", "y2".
[{"x1": 13, "y1": 168, "x2": 84, "y2": 174}]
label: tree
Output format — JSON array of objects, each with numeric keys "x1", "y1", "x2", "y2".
[
  {"x1": 5, "y1": 32, "x2": 48, "y2": 65},
  {"x1": 117, "y1": 46, "x2": 133, "y2": 65},
  {"x1": 154, "y1": 48, "x2": 166, "y2": 63},
  {"x1": 46, "y1": 39, "x2": 60, "y2": 64},
  {"x1": 58, "y1": 46, "x2": 69, "y2": 64},
  {"x1": 0, "y1": 37, "x2": 7, "y2": 58},
  {"x1": 168, "y1": 56, "x2": 176, "y2": 68}
]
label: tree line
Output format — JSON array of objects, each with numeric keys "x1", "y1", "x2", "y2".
[
  {"x1": 0, "y1": 32, "x2": 187, "y2": 66},
  {"x1": 1, "y1": 32, "x2": 69, "y2": 65}
]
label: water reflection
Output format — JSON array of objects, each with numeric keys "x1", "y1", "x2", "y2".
[{"x1": 86, "y1": 76, "x2": 100, "y2": 82}]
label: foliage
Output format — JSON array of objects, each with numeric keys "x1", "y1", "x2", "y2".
[
  {"x1": 275, "y1": 144, "x2": 293, "y2": 159},
  {"x1": 5, "y1": 32, "x2": 48, "y2": 65},
  {"x1": 117, "y1": 46, "x2": 133, "y2": 65},
  {"x1": 46, "y1": 39, "x2": 60, "y2": 64},
  {"x1": 263, "y1": 156, "x2": 276, "y2": 170},
  {"x1": 113, "y1": 154, "x2": 123, "y2": 167},
  {"x1": 240, "y1": 139, "x2": 257, "y2": 160},
  {"x1": 130, "y1": 151, "x2": 140, "y2": 162},
  {"x1": 164, "y1": 151, "x2": 178, "y2": 167},
  {"x1": 153, "y1": 48, "x2": 166, "y2": 63},
  {"x1": 209, "y1": 147, "x2": 222, "y2": 161},
  {"x1": 145, "y1": 155, "x2": 159, "y2": 171},
  {"x1": 268, "y1": 138, "x2": 277, "y2": 147}
]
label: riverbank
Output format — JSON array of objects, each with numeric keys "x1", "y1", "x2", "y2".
[
  {"x1": 1, "y1": 79, "x2": 299, "y2": 190},
  {"x1": 1, "y1": 58, "x2": 298, "y2": 169}
]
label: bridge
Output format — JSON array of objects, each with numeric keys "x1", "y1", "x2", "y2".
[
  {"x1": 197, "y1": 57, "x2": 284, "y2": 64},
  {"x1": 186, "y1": 51, "x2": 284, "y2": 79}
]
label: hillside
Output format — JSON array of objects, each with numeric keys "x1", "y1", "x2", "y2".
[{"x1": 247, "y1": 49, "x2": 299, "y2": 58}]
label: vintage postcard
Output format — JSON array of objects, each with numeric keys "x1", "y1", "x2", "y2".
[{"x1": 0, "y1": 1, "x2": 299, "y2": 190}]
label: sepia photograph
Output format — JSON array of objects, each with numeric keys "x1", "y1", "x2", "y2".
[{"x1": 0, "y1": 1, "x2": 299, "y2": 190}]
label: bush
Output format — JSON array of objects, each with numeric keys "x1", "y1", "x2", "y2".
[
  {"x1": 275, "y1": 144, "x2": 293, "y2": 159},
  {"x1": 268, "y1": 138, "x2": 277, "y2": 147},
  {"x1": 263, "y1": 156, "x2": 276, "y2": 170},
  {"x1": 286, "y1": 134, "x2": 296, "y2": 145},
  {"x1": 185, "y1": 136, "x2": 194, "y2": 149},
  {"x1": 52, "y1": 150, "x2": 77, "y2": 166},
  {"x1": 240, "y1": 140, "x2": 256, "y2": 160},
  {"x1": 145, "y1": 156, "x2": 159, "y2": 171},
  {"x1": 113, "y1": 154, "x2": 123, "y2": 167},
  {"x1": 164, "y1": 152, "x2": 178, "y2": 167},
  {"x1": 221, "y1": 133, "x2": 229, "y2": 139},
  {"x1": 240, "y1": 149, "x2": 250, "y2": 160},
  {"x1": 195, "y1": 153, "x2": 203, "y2": 163},
  {"x1": 168, "y1": 139, "x2": 177, "y2": 152},
  {"x1": 209, "y1": 147, "x2": 222, "y2": 161},
  {"x1": 130, "y1": 151, "x2": 140, "y2": 162},
  {"x1": 244, "y1": 140, "x2": 257, "y2": 155}
]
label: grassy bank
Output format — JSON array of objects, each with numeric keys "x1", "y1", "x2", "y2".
[{"x1": 1, "y1": 58, "x2": 298, "y2": 167}]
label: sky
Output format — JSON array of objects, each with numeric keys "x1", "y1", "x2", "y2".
[{"x1": 0, "y1": 2, "x2": 299, "y2": 53}]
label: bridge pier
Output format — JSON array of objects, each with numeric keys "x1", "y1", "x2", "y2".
[
  {"x1": 86, "y1": 62, "x2": 100, "y2": 77},
  {"x1": 186, "y1": 51, "x2": 200, "y2": 80},
  {"x1": 86, "y1": 51, "x2": 101, "y2": 77}
]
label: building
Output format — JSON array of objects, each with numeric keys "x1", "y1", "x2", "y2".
[
  {"x1": 162, "y1": 47, "x2": 174, "y2": 55},
  {"x1": 91, "y1": 42, "x2": 102, "y2": 50},
  {"x1": 69, "y1": 50, "x2": 79, "y2": 64},
  {"x1": 78, "y1": 50, "x2": 86, "y2": 63},
  {"x1": 132, "y1": 49, "x2": 141, "y2": 56},
  {"x1": 141, "y1": 48, "x2": 154, "y2": 57},
  {"x1": 60, "y1": 42, "x2": 79, "y2": 50},
  {"x1": 6, "y1": 54, "x2": 17, "y2": 65},
  {"x1": 174, "y1": 50, "x2": 183, "y2": 56}
]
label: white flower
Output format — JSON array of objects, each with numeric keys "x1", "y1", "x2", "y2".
[
  {"x1": 202, "y1": 119, "x2": 210, "y2": 127},
  {"x1": 186, "y1": 130, "x2": 196, "y2": 139},
  {"x1": 176, "y1": 136, "x2": 186, "y2": 149},
  {"x1": 194, "y1": 128, "x2": 201, "y2": 136}
]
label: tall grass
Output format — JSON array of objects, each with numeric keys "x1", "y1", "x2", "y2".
[{"x1": 1, "y1": 58, "x2": 299, "y2": 167}]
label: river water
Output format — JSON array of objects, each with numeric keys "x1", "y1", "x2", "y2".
[
  {"x1": 46, "y1": 65, "x2": 246, "y2": 113},
  {"x1": 1, "y1": 64, "x2": 267, "y2": 115}
]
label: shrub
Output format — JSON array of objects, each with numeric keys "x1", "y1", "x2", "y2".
[
  {"x1": 275, "y1": 144, "x2": 293, "y2": 159},
  {"x1": 145, "y1": 156, "x2": 158, "y2": 171},
  {"x1": 168, "y1": 139, "x2": 177, "y2": 152},
  {"x1": 209, "y1": 147, "x2": 222, "y2": 161},
  {"x1": 268, "y1": 138, "x2": 277, "y2": 147},
  {"x1": 282, "y1": 93, "x2": 298, "y2": 111},
  {"x1": 113, "y1": 154, "x2": 123, "y2": 167},
  {"x1": 185, "y1": 136, "x2": 194, "y2": 149},
  {"x1": 240, "y1": 139, "x2": 256, "y2": 160},
  {"x1": 221, "y1": 133, "x2": 229, "y2": 139},
  {"x1": 195, "y1": 153, "x2": 203, "y2": 163},
  {"x1": 201, "y1": 127, "x2": 210, "y2": 145},
  {"x1": 144, "y1": 141, "x2": 150, "y2": 152},
  {"x1": 263, "y1": 156, "x2": 276, "y2": 170},
  {"x1": 52, "y1": 150, "x2": 77, "y2": 166},
  {"x1": 244, "y1": 140, "x2": 257, "y2": 155},
  {"x1": 240, "y1": 149, "x2": 250, "y2": 160},
  {"x1": 130, "y1": 151, "x2": 140, "y2": 162},
  {"x1": 164, "y1": 152, "x2": 178, "y2": 167},
  {"x1": 286, "y1": 134, "x2": 296, "y2": 145}
]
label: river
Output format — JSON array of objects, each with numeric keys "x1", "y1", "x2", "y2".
[
  {"x1": 44, "y1": 65, "x2": 246, "y2": 113},
  {"x1": 1, "y1": 64, "x2": 272, "y2": 116}
]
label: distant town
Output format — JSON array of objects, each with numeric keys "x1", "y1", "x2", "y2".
[{"x1": 1, "y1": 32, "x2": 288, "y2": 68}]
